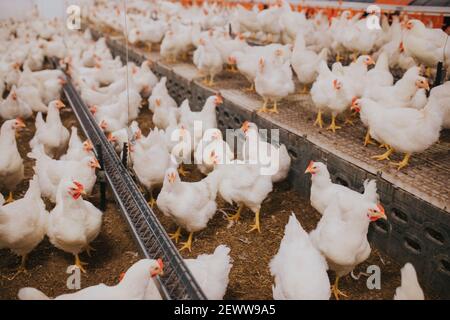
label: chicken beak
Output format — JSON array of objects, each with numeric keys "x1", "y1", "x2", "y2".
[
  {"x1": 351, "y1": 98, "x2": 361, "y2": 113},
  {"x1": 83, "y1": 140, "x2": 93, "y2": 151},
  {"x1": 305, "y1": 160, "x2": 315, "y2": 174},
  {"x1": 15, "y1": 117, "x2": 26, "y2": 129},
  {"x1": 56, "y1": 100, "x2": 65, "y2": 109},
  {"x1": 423, "y1": 80, "x2": 430, "y2": 91},
  {"x1": 241, "y1": 121, "x2": 249, "y2": 133},
  {"x1": 228, "y1": 56, "x2": 236, "y2": 65},
  {"x1": 90, "y1": 105, "x2": 97, "y2": 114},
  {"x1": 92, "y1": 158, "x2": 101, "y2": 169},
  {"x1": 155, "y1": 98, "x2": 161, "y2": 107},
  {"x1": 376, "y1": 204, "x2": 387, "y2": 220},
  {"x1": 215, "y1": 93, "x2": 223, "y2": 106},
  {"x1": 107, "y1": 133, "x2": 116, "y2": 142},
  {"x1": 366, "y1": 56, "x2": 375, "y2": 66}
]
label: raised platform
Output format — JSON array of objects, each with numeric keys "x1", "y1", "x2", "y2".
[{"x1": 90, "y1": 28, "x2": 450, "y2": 297}]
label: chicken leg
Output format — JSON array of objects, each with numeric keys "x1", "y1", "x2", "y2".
[
  {"x1": 364, "y1": 131, "x2": 376, "y2": 146},
  {"x1": 169, "y1": 227, "x2": 182, "y2": 244},
  {"x1": 208, "y1": 75, "x2": 216, "y2": 87},
  {"x1": 74, "y1": 254, "x2": 87, "y2": 273},
  {"x1": 147, "y1": 191, "x2": 156, "y2": 208},
  {"x1": 244, "y1": 82, "x2": 254, "y2": 92},
  {"x1": 247, "y1": 209, "x2": 261, "y2": 233},
  {"x1": 85, "y1": 244, "x2": 96, "y2": 257},
  {"x1": 178, "y1": 164, "x2": 188, "y2": 177},
  {"x1": 5, "y1": 191, "x2": 14, "y2": 203},
  {"x1": 327, "y1": 115, "x2": 341, "y2": 133},
  {"x1": 314, "y1": 110, "x2": 324, "y2": 128},
  {"x1": 227, "y1": 203, "x2": 244, "y2": 222},
  {"x1": 6, "y1": 255, "x2": 28, "y2": 281},
  {"x1": 257, "y1": 98, "x2": 269, "y2": 113},
  {"x1": 301, "y1": 85, "x2": 309, "y2": 94},
  {"x1": 269, "y1": 100, "x2": 279, "y2": 114},
  {"x1": 372, "y1": 146, "x2": 394, "y2": 161},
  {"x1": 179, "y1": 232, "x2": 194, "y2": 252},
  {"x1": 331, "y1": 276, "x2": 348, "y2": 300},
  {"x1": 392, "y1": 153, "x2": 411, "y2": 170}
]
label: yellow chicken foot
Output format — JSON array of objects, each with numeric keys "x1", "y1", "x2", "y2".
[
  {"x1": 179, "y1": 232, "x2": 194, "y2": 252},
  {"x1": 169, "y1": 227, "x2": 182, "y2": 244},
  {"x1": 257, "y1": 99, "x2": 269, "y2": 113},
  {"x1": 178, "y1": 165, "x2": 188, "y2": 177},
  {"x1": 372, "y1": 146, "x2": 394, "y2": 161},
  {"x1": 425, "y1": 67, "x2": 431, "y2": 78},
  {"x1": 301, "y1": 85, "x2": 309, "y2": 94},
  {"x1": 336, "y1": 53, "x2": 342, "y2": 62},
  {"x1": 247, "y1": 209, "x2": 261, "y2": 233},
  {"x1": 392, "y1": 153, "x2": 411, "y2": 171},
  {"x1": 269, "y1": 100, "x2": 279, "y2": 114},
  {"x1": 147, "y1": 193, "x2": 157, "y2": 208},
  {"x1": 202, "y1": 77, "x2": 209, "y2": 85},
  {"x1": 208, "y1": 75, "x2": 215, "y2": 87},
  {"x1": 5, "y1": 191, "x2": 14, "y2": 203},
  {"x1": 243, "y1": 83, "x2": 254, "y2": 92},
  {"x1": 379, "y1": 143, "x2": 389, "y2": 149},
  {"x1": 331, "y1": 277, "x2": 348, "y2": 300},
  {"x1": 6, "y1": 255, "x2": 28, "y2": 281},
  {"x1": 364, "y1": 131, "x2": 376, "y2": 147},
  {"x1": 227, "y1": 203, "x2": 244, "y2": 222},
  {"x1": 85, "y1": 245, "x2": 96, "y2": 257},
  {"x1": 228, "y1": 64, "x2": 238, "y2": 73},
  {"x1": 327, "y1": 115, "x2": 341, "y2": 133},
  {"x1": 314, "y1": 110, "x2": 324, "y2": 128},
  {"x1": 74, "y1": 254, "x2": 88, "y2": 273}
]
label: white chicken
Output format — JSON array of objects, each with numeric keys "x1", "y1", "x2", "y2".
[
  {"x1": 394, "y1": 263, "x2": 425, "y2": 300},
  {"x1": 46, "y1": 180, "x2": 103, "y2": 272},
  {"x1": 194, "y1": 128, "x2": 233, "y2": 175},
  {"x1": 156, "y1": 168, "x2": 217, "y2": 252},
  {"x1": 352, "y1": 97, "x2": 444, "y2": 170},
  {"x1": 305, "y1": 161, "x2": 379, "y2": 216},
  {"x1": 179, "y1": 94, "x2": 222, "y2": 150},
  {"x1": 60, "y1": 127, "x2": 94, "y2": 161},
  {"x1": 0, "y1": 86, "x2": 33, "y2": 120},
  {"x1": 208, "y1": 156, "x2": 273, "y2": 233},
  {"x1": 0, "y1": 118, "x2": 25, "y2": 203},
  {"x1": 18, "y1": 258, "x2": 164, "y2": 299},
  {"x1": 270, "y1": 213, "x2": 330, "y2": 300},
  {"x1": 193, "y1": 38, "x2": 223, "y2": 86},
  {"x1": 255, "y1": 56, "x2": 294, "y2": 114},
  {"x1": 132, "y1": 128, "x2": 175, "y2": 207},
  {"x1": 148, "y1": 77, "x2": 177, "y2": 113},
  {"x1": 310, "y1": 195, "x2": 386, "y2": 299},
  {"x1": 403, "y1": 19, "x2": 450, "y2": 72},
  {"x1": 28, "y1": 145, "x2": 100, "y2": 203},
  {"x1": 241, "y1": 121, "x2": 291, "y2": 183},
  {"x1": 0, "y1": 175, "x2": 48, "y2": 277},
  {"x1": 29, "y1": 100, "x2": 69, "y2": 158},
  {"x1": 291, "y1": 31, "x2": 329, "y2": 93}
]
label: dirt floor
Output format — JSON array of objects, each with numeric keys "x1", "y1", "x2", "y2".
[{"x1": 1, "y1": 90, "x2": 405, "y2": 300}]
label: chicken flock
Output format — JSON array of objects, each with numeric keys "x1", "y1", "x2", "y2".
[{"x1": 1, "y1": 0, "x2": 444, "y2": 300}]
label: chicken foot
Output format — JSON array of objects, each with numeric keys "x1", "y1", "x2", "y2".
[
  {"x1": 178, "y1": 164, "x2": 189, "y2": 177},
  {"x1": 392, "y1": 153, "x2": 411, "y2": 171},
  {"x1": 5, "y1": 255, "x2": 28, "y2": 281},
  {"x1": 257, "y1": 99, "x2": 269, "y2": 113},
  {"x1": 364, "y1": 131, "x2": 376, "y2": 147},
  {"x1": 300, "y1": 85, "x2": 309, "y2": 94},
  {"x1": 269, "y1": 100, "x2": 279, "y2": 114},
  {"x1": 169, "y1": 227, "x2": 182, "y2": 244},
  {"x1": 327, "y1": 115, "x2": 341, "y2": 133},
  {"x1": 179, "y1": 232, "x2": 194, "y2": 252},
  {"x1": 227, "y1": 203, "x2": 244, "y2": 222},
  {"x1": 314, "y1": 110, "x2": 324, "y2": 128},
  {"x1": 247, "y1": 209, "x2": 261, "y2": 233},
  {"x1": 331, "y1": 276, "x2": 348, "y2": 300},
  {"x1": 74, "y1": 254, "x2": 88, "y2": 273},
  {"x1": 85, "y1": 244, "x2": 96, "y2": 257},
  {"x1": 243, "y1": 82, "x2": 255, "y2": 92},
  {"x1": 4, "y1": 191, "x2": 14, "y2": 203},
  {"x1": 371, "y1": 146, "x2": 394, "y2": 161},
  {"x1": 147, "y1": 191, "x2": 157, "y2": 208}
]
